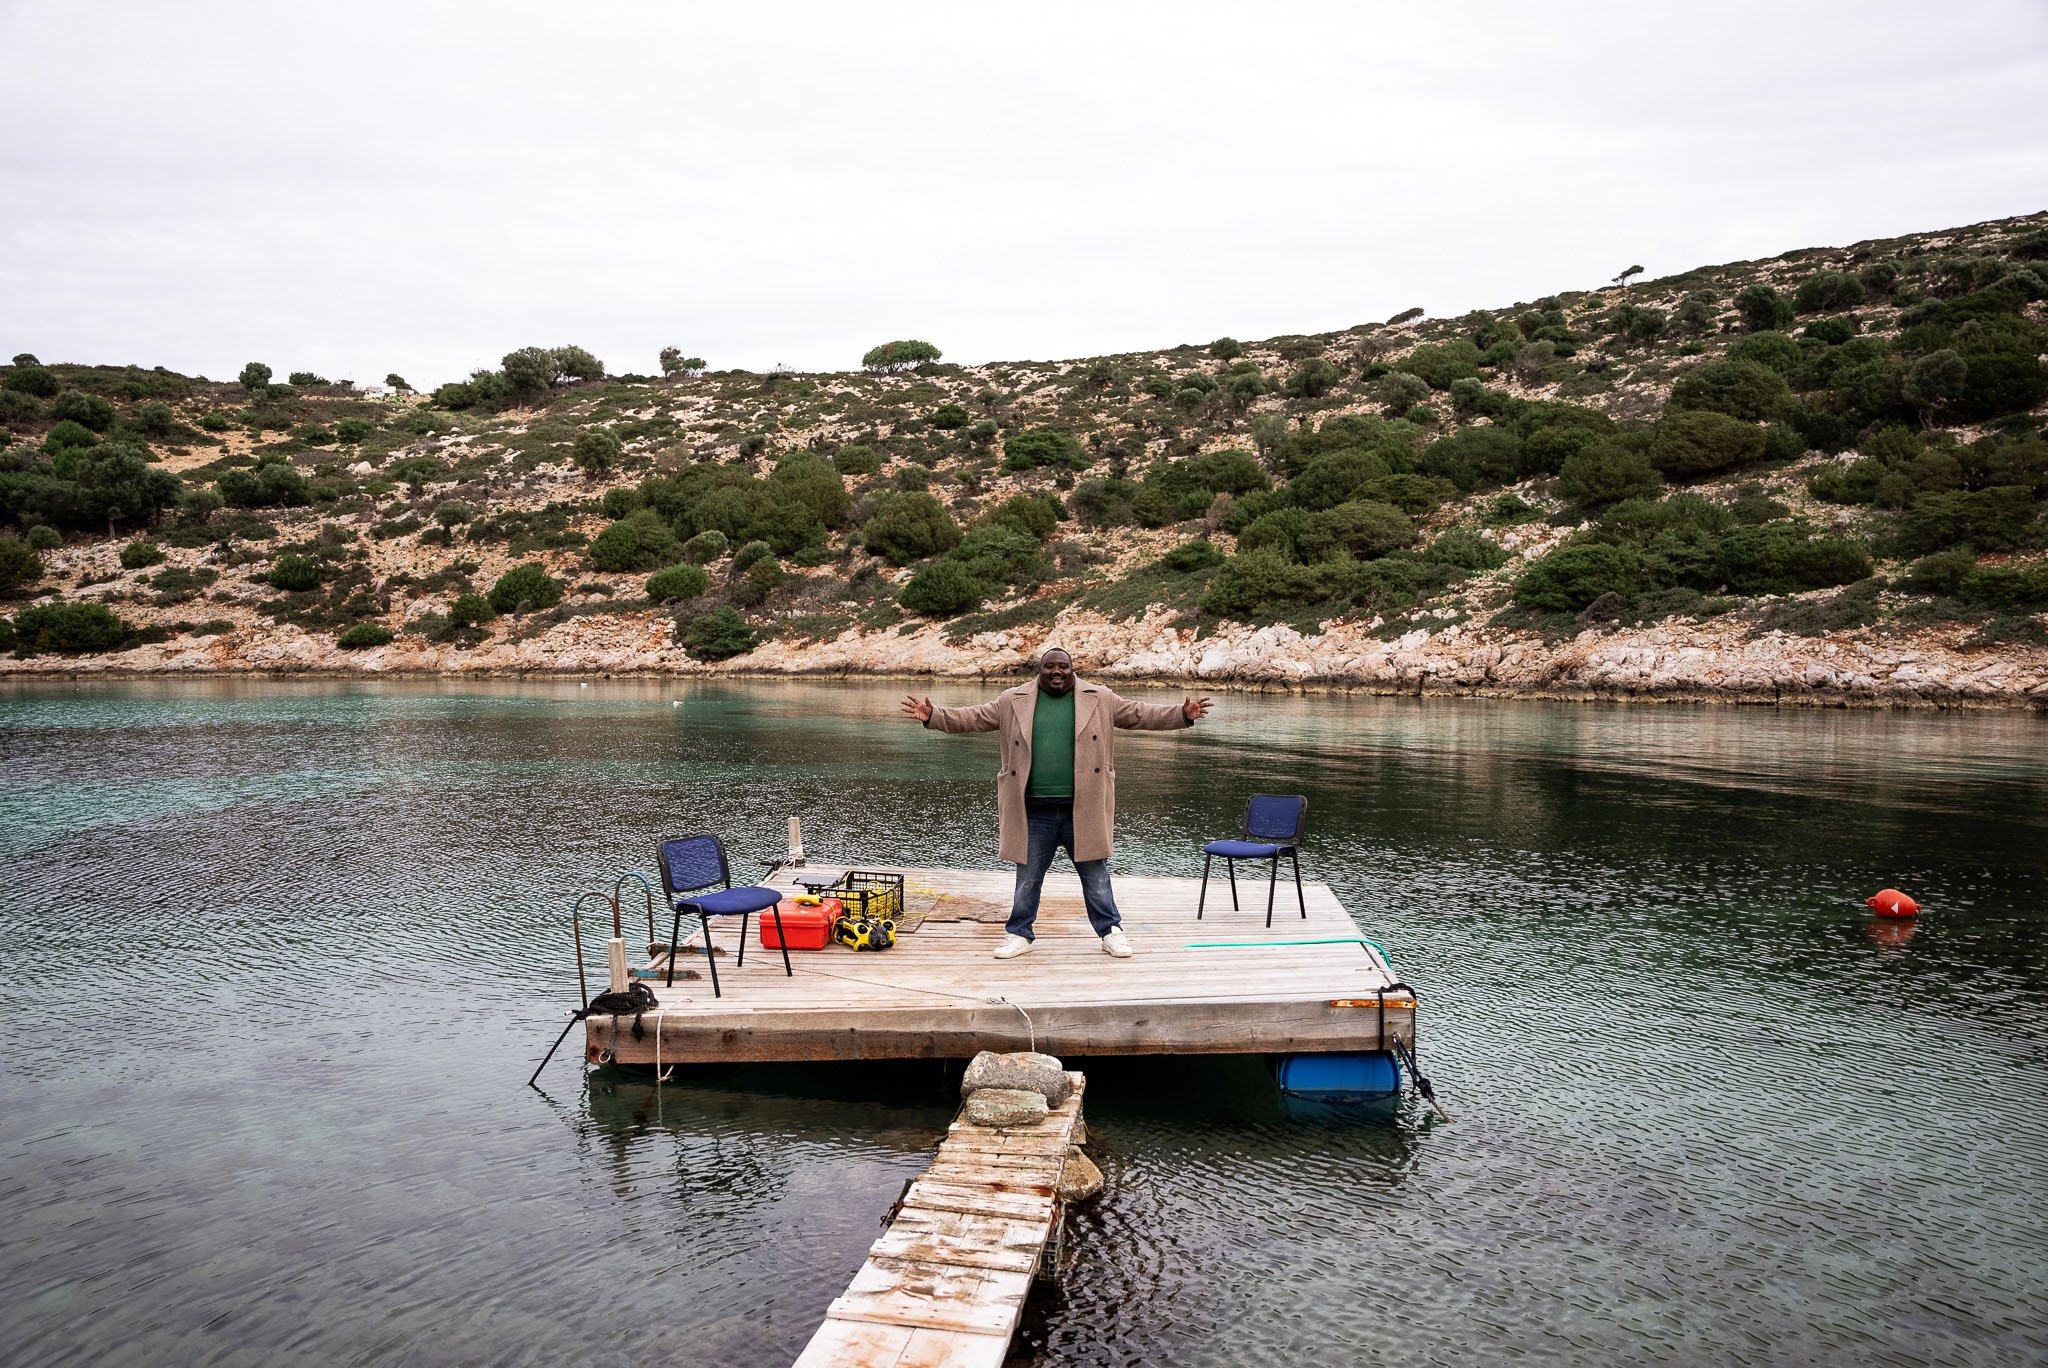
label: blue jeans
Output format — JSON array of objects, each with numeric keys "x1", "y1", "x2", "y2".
[{"x1": 1009, "y1": 798, "x2": 1122, "y2": 941}]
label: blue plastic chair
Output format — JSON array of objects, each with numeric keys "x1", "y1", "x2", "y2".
[
  {"x1": 1197, "y1": 795, "x2": 1308, "y2": 927},
  {"x1": 658, "y1": 834, "x2": 789, "y2": 998}
]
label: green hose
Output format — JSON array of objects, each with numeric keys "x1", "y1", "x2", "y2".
[{"x1": 1183, "y1": 935, "x2": 1397, "y2": 969}]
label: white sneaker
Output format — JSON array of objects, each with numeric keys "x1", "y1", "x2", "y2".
[
  {"x1": 993, "y1": 934, "x2": 1035, "y2": 960},
  {"x1": 1100, "y1": 928, "x2": 1134, "y2": 958}
]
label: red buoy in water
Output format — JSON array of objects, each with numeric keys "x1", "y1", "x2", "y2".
[{"x1": 1866, "y1": 888, "x2": 1920, "y2": 918}]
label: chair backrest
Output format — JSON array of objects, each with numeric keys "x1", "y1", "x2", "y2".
[
  {"x1": 1243, "y1": 794, "x2": 1307, "y2": 844},
  {"x1": 659, "y1": 835, "x2": 731, "y2": 900}
]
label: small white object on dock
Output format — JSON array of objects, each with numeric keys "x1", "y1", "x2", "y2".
[
  {"x1": 606, "y1": 937, "x2": 628, "y2": 994},
  {"x1": 788, "y1": 816, "x2": 806, "y2": 868}
]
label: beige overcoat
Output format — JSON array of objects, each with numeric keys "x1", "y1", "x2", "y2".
[{"x1": 925, "y1": 679, "x2": 1191, "y2": 864}]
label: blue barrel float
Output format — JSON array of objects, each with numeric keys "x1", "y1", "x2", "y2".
[
  {"x1": 1275, "y1": 1050, "x2": 1402, "y2": 1100},
  {"x1": 1271, "y1": 935, "x2": 1405, "y2": 1110}
]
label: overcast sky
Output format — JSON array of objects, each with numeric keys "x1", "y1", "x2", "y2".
[{"x1": 3, "y1": 1, "x2": 2044, "y2": 389}]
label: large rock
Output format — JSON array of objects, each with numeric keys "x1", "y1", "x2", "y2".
[
  {"x1": 1058, "y1": 1147, "x2": 1103, "y2": 1202},
  {"x1": 963, "y1": 1088, "x2": 1049, "y2": 1128},
  {"x1": 961, "y1": 1050, "x2": 1071, "y2": 1108}
]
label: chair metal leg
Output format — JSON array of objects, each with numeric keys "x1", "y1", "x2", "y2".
[
  {"x1": 736, "y1": 913, "x2": 749, "y2": 969},
  {"x1": 1290, "y1": 849, "x2": 1306, "y2": 919},
  {"x1": 1197, "y1": 852, "x2": 1212, "y2": 920},
  {"x1": 1265, "y1": 856, "x2": 1278, "y2": 928},
  {"x1": 1227, "y1": 859, "x2": 1239, "y2": 910},
  {"x1": 701, "y1": 912, "x2": 721, "y2": 998},
  {"x1": 666, "y1": 905, "x2": 686, "y2": 988},
  {"x1": 770, "y1": 907, "x2": 792, "y2": 976}
]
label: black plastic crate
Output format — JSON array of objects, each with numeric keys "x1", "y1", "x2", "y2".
[{"x1": 831, "y1": 870, "x2": 904, "y2": 922}]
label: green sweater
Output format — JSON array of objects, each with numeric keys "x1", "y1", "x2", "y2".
[{"x1": 1026, "y1": 688, "x2": 1075, "y2": 799}]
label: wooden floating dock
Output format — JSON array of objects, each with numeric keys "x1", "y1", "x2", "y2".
[
  {"x1": 585, "y1": 864, "x2": 1414, "y2": 1067},
  {"x1": 793, "y1": 1074, "x2": 1089, "y2": 1368}
]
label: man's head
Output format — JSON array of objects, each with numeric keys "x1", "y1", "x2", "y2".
[{"x1": 1035, "y1": 647, "x2": 1074, "y2": 696}]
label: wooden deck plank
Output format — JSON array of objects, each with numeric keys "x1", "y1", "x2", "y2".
[{"x1": 791, "y1": 1318, "x2": 1010, "y2": 1368}]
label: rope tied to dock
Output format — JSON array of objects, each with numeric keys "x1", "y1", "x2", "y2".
[{"x1": 526, "y1": 982, "x2": 660, "y2": 1088}]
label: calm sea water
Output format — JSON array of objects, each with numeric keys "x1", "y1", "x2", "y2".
[{"x1": 2, "y1": 678, "x2": 2044, "y2": 1367}]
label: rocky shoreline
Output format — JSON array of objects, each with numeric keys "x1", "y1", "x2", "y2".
[{"x1": 7, "y1": 607, "x2": 2044, "y2": 710}]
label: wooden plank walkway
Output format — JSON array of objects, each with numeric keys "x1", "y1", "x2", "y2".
[
  {"x1": 584, "y1": 864, "x2": 1414, "y2": 1066},
  {"x1": 792, "y1": 1074, "x2": 1088, "y2": 1368}
]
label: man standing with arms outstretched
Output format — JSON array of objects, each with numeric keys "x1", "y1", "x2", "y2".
[{"x1": 901, "y1": 647, "x2": 1213, "y2": 959}]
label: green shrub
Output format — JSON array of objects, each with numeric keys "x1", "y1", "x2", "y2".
[
  {"x1": 0, "y1": 538, "x2": 40, "y2": 592},
  {"x1": 1002, "y1": 426, "x2": 1086, "y2": 473},
  {"x1": 1794, "y1": 270, "x2": 1866, "y2": 313},
  {"x1": 26, "y1": 525, "x2": 61, "y2": 551},
  {"x1": 3, "y1": 365, "x2": 60, "y2": 397},
  {"x1": 1423, "y1": 530, "x2": 1509, "y2": 571},
  {"x1": 931, "y1": 403, "x2": 970, "y2": 430},
  {"x1": 1291, "y1": 448, "x2": 1392, "y2": 510},
  {"x1": 267, "y1": 553, "x2": 323, "y2": 592},
  {"x1": 1160, "y1": 539, "x2": 1226, "y2": 572},
  {"x1": 861, "y1": 340, "x2": 942, "y2": 372},
  {"x1": 1895, "y1": 486, "x2": 2039, "y2": 555},
  {"x1": 588, "y1": 510, "x2": 682, "y2": 572},
  {"x1": 734, "y1": 555, "x2": 782, "y2": 601},
  {"x1": 434, "y1": 499, "x2": 476, "y2": 528},
  {"x1": 1359, "y1": 473, "x2": 1454, "y2": 515},
  {"x1": 595, "y1": 487, "x2": 640, "y2": 520},
  {"x1": 864, "y1": 491, "x2": 962, "y2": 564},
  {"x1": 1711, "y1": 525, "x2": 1872, "y2": 594},
  {"x1": 337, "y1": 623, "x2": 395, "y2": 649},
  {"x1": 219, "y1": 456, "x2": 310, "y2": 508},
  {"x1": 1667, "y1": 358, "x2": 1790, "y2": 421},
  {"x1": 571, "y1": 429, "x2": 621, "y2": 476},
  {"x1": 1319, "y1": 500, "x2": 1415, "y2": 559},
  {"x1": 1211, "y1": 337, "x2": 1245, "y2": 360},
  {"x1": 1902, "y1": 549, "x2": 1977, "y2": 596},
  {"x1": 1803, "y1": 317, "x2": 1859, "y2": 345},
  {"x1": 448, "y1": 592, "x2": 496, "y2": 628},
  {"x1": 645, "y1": 563, "x2": 709, "y2": 602},
  {"x1": 833, "y1": 443, "x2": 880, "y2": 476},
  {"x1": 1418, "y1": 426, "x2": 1520, "y2": 491},
  {"x1": 1648, "y1": 410, "x2": 1768, "y2": 480},
  {"x1": 1283, "y1": 358, "x2": 1343, "y2": 399},
  {"x1": 730, "y1": 539, "x2": 775, "y2": 575},
  {"x1": 1187, "y1": 448, "x2": 1269, "y2": 496},
  {"x1": 488, "y1": 563, "x2": 563, "y2": 614},
  {"x1": 1734, "y1": 285, "x2": 1795, "y2": 332},
  {"x1": 120, "y1": 540, "x2": 166, "y2": 569},
  {"x1": 1202, "y1": 548, "x2": 1329, "y2": 618},
  {"x1": 1514, "y1": 542, "x2": 1641, "y2": 610},
  {"x1": 982, "y1": 493, "x2": 1061, "y2": 541},
  {"x1": 1486, "y1": 493, "x2": 1543, "y2": 526},
  {"x1": 682, "y1": 606, "x2": 756, "y2": 658},
  {"x1": 10, "y1": 601, "x2": 126, "y2": 653},
  {"x1": 900, "y1": 559, "x2": 985, "y2": 616},
  {"x1": 1069, "y1": 478, "x2": 1140, "y2": 528},
  {"x1": 1399, "y1": 341, "x2": 1484, "y2": 388},
  {"x1": 334, "y1": 418, "x2": 372, "y2": 444},
  {"x1": 682, "y1": 529, "x2": 729, "y2": 563},
  {"x1": 1558, "y1": 441, "x2": 1663, "y2": 510},
  {"x1": 44, "y1": 419, "x2": 98, "y2": 452},
  {"x1": 197, "y1": 412, "x2": 231, "y2": 432},
  {"x1": 51, "y1": 390, "x2": 116, "y2": 431},
  {"x1": 1728, "y1": 329, "x2": 1810, "y2": 374},
  {"x1": 1957, "y1": 562, "x2": 2048, "y2": 610}
]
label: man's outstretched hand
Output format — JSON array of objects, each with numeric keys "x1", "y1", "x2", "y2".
[
  {"x1": 900, "y1": 695, "x2": 933, "y2": 724},
  {"x1": 1182, "y1": 695, "x2": 1213, "y2": 722}
]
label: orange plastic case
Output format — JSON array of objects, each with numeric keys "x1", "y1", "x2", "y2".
[{"x1": 758, "y1": 897, "x2": 842, "y2": 950}]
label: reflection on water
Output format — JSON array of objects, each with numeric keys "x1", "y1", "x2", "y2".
[{"x1": 1, "y1": 678, "x2": 2045, "y2": 1367}]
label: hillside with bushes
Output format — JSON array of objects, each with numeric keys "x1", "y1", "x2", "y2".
[{"x1": 4, "y1": 212, "x2": 2047, "y2": 705}]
